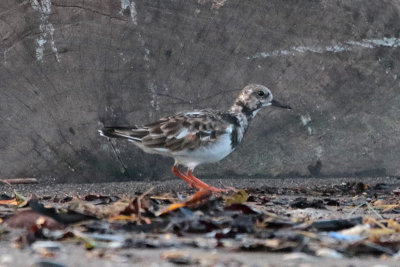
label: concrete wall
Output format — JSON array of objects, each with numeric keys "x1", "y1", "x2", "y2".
[{"x1": 1, "y1": 0, "x2": 400, "y2": 183}]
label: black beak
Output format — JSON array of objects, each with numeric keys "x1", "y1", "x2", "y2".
[{"x1": 271, "y1": 99, "x2": 292, "y2": 109}]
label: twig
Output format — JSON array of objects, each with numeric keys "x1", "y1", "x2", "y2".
[
  {"x1": 138, "y1": 187, "x2": 155, "y2": 200},
  {"x1": 137, "y1": 187, "x2": 155, "y2": 224},
  {"x1": 0, "y1": 178, "x2": 38, "y2": 184},
  {"x1": 366, "y1": 203, "x2": 384, "y2": 220},
  {"x1": 347, "y1": 202, "x2": 367, "y2": 218},
  {"x1": 347, "y1": 201, "x2": 383, "y2": 219}
]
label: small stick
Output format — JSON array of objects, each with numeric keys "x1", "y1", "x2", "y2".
[
  {"x1": 0, "y1": 178, "x2": 38, "y2": 184},
  {"x1": 347, "y1": 202, "x2": 367, "y2": 218},
  {"x1": 366, "y1": 203, "x2": 384, "y2": 220},
  {"x1": 137, "y1": 187, "x2": 154, "y2": 224}
]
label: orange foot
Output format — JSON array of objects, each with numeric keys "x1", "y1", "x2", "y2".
[
  {"x1": 171, "y1": 165, "x2": 227, "y2": 192},
  {"x1": 186, "y1": 170, "x2": 228, "y2": 192}
]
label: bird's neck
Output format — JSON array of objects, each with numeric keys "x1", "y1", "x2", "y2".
[
  {"x1": 229, "y1": 100, "x2": 260, "y2": 124},
  {"x1": 228, "y1": 101, "x2": 261, "y2": 146}
]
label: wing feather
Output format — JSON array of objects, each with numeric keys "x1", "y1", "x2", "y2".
[{"x1": 100, "y1": 110, "x2": 235, "y2": 152}]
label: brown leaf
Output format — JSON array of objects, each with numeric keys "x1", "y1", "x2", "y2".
[
  {"x1": 120, "y1": 188, "x2": 154, "y2": 216},
  {"x1": 120, "y1": 198, "x2": 141, "y2": 216},
  {"x1": 371, "y1": 200, "x2": 400, "y2": 212},
  {"x1": 108, "y1": 187, "x2": 155, "y2": 224},
  {"x1": 157, "y1": 189, "x2": 212, "y2": 215},
  {"x1": 224, "y1": 189, "x2": 249, "y2": 205},
  {"x1": 4, "y1": 210, "x2": 64, "y2": 230},
  {"x1": 0, "y1": 191, "x2": 28, "y2": 207},
  {"x1": 0, "y1": 199, "x2": 18, "y2": 206},
  {"x1": 29, "y1": 200, "x2": 96, "y2": 224}
]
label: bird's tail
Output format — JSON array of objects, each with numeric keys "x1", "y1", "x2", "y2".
[{"x1": 98, "y1": 126, "x2": 148, "y2": 142}]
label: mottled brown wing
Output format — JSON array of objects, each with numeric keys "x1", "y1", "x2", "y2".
[{"x1": 140, "y1": 111, "x2": 230, "y2": 151}]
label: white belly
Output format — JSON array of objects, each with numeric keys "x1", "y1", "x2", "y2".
[{"x1": 173, "y1": 133, "x2": 234, "y2": 169}]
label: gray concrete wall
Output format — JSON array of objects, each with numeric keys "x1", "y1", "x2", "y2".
[{"x1": 1, "y1": 0, "x2": 400, "y2": 183}]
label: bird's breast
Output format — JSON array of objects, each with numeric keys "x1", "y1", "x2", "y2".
[{"x1": 173, "y1": 132, "x2": 234, "y2": 167}]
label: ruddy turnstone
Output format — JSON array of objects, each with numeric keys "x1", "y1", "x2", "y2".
[{"x1": 99, "y1": 84, "x2": 291, "y2": 192}]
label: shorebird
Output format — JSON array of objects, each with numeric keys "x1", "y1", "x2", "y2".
[{"x1": 99, "y1": 84, "x2": 291, "y2": 192}]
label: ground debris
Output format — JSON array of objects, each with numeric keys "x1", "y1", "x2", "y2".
[
  {"x1": 161, "y1": 251, "x2": 200, "y2": 265},
  {"x1": 157, "y1": 189, "x2": 212, "y2": 215},
  {"x1": 84, "y1": 194, "x2": 119, "y2": 205},
  {"x1": 0, "y1": 182, "x2": 399, "y2": 261},
  {"x1": 224, "y1": 189, "x2": 249, "y2": 205},
  {"x1": 309, "y1": 217, "x2": 363, "y2": 231},
  {"x1": 290, "y1": 197, "x2": 326, "y2": 209},
  {"x1": 4, "y1": 210, "x2": 64, "y2": 230}
]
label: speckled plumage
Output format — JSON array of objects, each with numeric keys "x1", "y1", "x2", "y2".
[{"x1": 99, "y1": 84, "x2": 291, "y2": 191}]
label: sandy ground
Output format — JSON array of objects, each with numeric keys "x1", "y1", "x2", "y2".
[
  {"x1": 1, "y1": 176, "x2": 399, "y2": 196},
  {"x1": 0, "y1": 176, "x2": 399, "y2": 267},
  {"x1": 0, "y1": 245, "x2": 399, "y2": 267}
]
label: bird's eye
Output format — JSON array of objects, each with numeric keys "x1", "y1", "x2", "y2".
[{"x1": 257, "y1": 91, "x2": 265, "y2": 96}]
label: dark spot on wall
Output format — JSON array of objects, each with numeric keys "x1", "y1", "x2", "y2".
[
  {"x1": 69, "y1": 127, "x2": 75, "y2": 135},
  {"x1": 165, "y1": 49, "x2": 172, "y2": 58},
  {"x1": 308, "y1": 160, "x2": 322, "y2": 177},
  {"x1": 122, "y1": 7, "x2": 131, "y2": 16}
]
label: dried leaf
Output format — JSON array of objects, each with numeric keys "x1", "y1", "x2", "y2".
[
  {"x1": 373, "y1": 199, "x2": 385, "y2": 206},
  {"x1": 4, "y1": 210, "x2": 64, "y2": 230},
  {"x1": 372, "y1": 200, "x2": 400, "y2": 212},
  {"x1": 157, "y1": 189, "x2": 212, "y2": 216},
  {"x1": 387, "y1": 219, "x2": 400, "y2": 231},
  {"x1": 340, "y1": 224, "x2": 370, "y2": 236},
  {"x1": 29, "y1": 200, "x2": 96, "y2": 224},
  {"x1": 224, "y1": 189, "x2": 249, "y2": 205},
  {"x1": 0, "y1": 191, "x2": 27, "y2": 207},
  {"x1": 109, "y1": 215, "x2": 137, "y2": 221},
  {"x1": 14, "y1": 190, "x2": 27, "y2": 205},
  {"x1": 368, "y1": 228, "x2": 396, "y2": 238},
  {"x1": 108, "y1": 214, "x2": 152, "y2": 224},
  {"x1": 105, "y1": 188, "x2": 156, "y2": 224},
  {"x1": 0, "y1": 199, "x2": 18, "y2": 206},
  {"x1": 150, "y1": 194, "x2": 177, "y2": 203},
  {"x1": 382, "y1": 204, "x2": 400, "y2": 212}
]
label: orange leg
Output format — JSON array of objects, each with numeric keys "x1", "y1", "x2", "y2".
[
  {"x1": 186, "y1": 170, "x2": 227, "y2": 192},
  {"x1": 171, "y1": 165, "x2": 196, "y2": 188},
  {"x1": 171, "y1": 165, "x2": 227, "y2": 192}
]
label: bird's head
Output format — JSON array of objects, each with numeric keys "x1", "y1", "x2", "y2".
[{"x1": 231, "y1": 84, "x2": 291, "y2": 117}]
